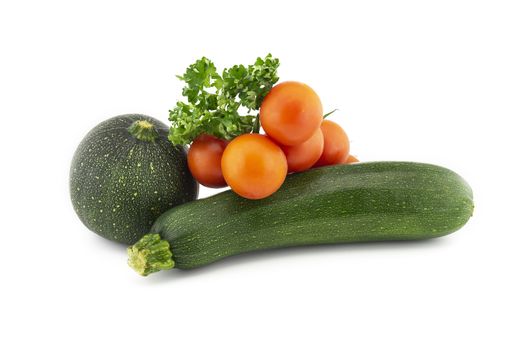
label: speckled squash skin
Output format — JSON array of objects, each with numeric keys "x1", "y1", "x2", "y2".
[
  {"x1": 70, "y1": 114, "x2": 198, "y2": 244},
  {"x1": 151, "y1": 162, "x2": 473, "y2": 269}
]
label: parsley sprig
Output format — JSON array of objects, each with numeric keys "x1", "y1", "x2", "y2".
[{"x1": 168, "y1": 54, "x2": 280, "y2": 145}]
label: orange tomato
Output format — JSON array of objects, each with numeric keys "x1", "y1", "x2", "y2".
[
  {"x1": 260, "y1": 81, "x2": 323, "y2": 146},
  {"x1": 315, "y1": 120, "x2": 350, "y2": 166},
  {"x1": 221, "y1": 134, "x2": 287, "y2": 199},
  {"x1": 187, "y1": 134, "x2": 229, "y2": 188},
  {"x1": 281, "y1": 128, "x2": 324, "y2": 173},
  {"x1": 346, "y1": 155, "x2": 359, "y2": 164}
]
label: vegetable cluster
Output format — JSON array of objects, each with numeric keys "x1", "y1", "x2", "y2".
[
  {"x1": 169, "y1": 55, "x2": 358, "y2": 199},
  {"x1": 69, "y1": 53, "x2": 474, "y2": 278}
]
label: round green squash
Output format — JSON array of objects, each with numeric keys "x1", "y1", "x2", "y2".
[{"x1": 70, "y1": 114, "x2": 198, "y2": 244}]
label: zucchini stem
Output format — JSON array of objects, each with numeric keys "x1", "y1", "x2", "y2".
[
  {"x1": 128, "y1": 120, "x2": 159, "y2": 142},
  {"x1": 127, "y1": 234, "x2": 174, "y2": 276}
]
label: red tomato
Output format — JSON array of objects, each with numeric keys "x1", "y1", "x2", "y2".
[
  {"x1": 281, "y1": 128, "x2": 324, "y2": 172},
  {"x1": 260, "y1": 81, "x2": 323, "y2": 146},
  {"x1": 221, "y1": 134, "x2": 287, "y2": 199},
  {"x1": 187, "y1": 134, "x2": 229, "y2": 188},
  {"x1": 315, "y1": 120, "x2": 350, "y2": 166},
  {"x1": 346, "y1": 155, "x2": 359, "y2": 164}
]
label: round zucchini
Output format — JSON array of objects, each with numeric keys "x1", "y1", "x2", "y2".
[
  {"x1": 128, "y1": 162, "x2": 474, "y2": 276},
  {"x1": 70, "y1": 114, "x2": 198, "y2": 244}
]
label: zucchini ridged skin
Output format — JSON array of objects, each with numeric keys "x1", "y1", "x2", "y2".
[{"x1": 151, "y1": 162, "x2": 474, "y2": 269}]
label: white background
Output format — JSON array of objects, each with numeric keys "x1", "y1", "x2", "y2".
[{"x1": 1, "y1": 1, "x2": 525, "y2": 349}]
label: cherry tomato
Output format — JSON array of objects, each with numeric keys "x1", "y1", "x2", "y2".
[
  {"x1": 260, "y1": 81, "x2": 323, "y2": 146},
  {"x1": 346, "y1": 155, "x2": 359, "y2": 164},
  {"x1": 281, "y1": 128, "x2": 324, "y2": 173},
  {"x1": 221, "y1": 134, "x2": 287, "y2": 199},
  {"x1": 315, "y1": 120, "x2": 350, "y2": 166},
  {"x1": 187, "y1": 134, "x2": 229, "y2": 188}
]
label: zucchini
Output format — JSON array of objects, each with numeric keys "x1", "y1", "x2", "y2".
[
  {"x1": 128, "y1": 162, "x2": 473, "y2": 276},
  {"x1": 70, "y1": 114, "x2": 198, "y2": 244}
]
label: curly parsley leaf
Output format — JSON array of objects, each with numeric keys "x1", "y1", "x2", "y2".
[{"x1": 168, "y1": 54, "x2": 279, "y2": 145}]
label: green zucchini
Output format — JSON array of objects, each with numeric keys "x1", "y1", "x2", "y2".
[
  {"x1": 128, "y1": 162, "x2": 473, "y2": 276},
  {"x1": 70, "y1": 114, "x2": 198, "y2": 244}
]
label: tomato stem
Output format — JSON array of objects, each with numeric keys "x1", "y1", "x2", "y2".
[{"x1": 323, "y1": 109, "x2": 338, "y2": 119}]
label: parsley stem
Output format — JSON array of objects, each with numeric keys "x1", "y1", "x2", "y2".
[{"x1": 253, "y1": 113, "x2": 261, "y2": 134}]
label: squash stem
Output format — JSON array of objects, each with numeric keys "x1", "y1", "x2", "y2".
[
  {"x1": 128, "y1": 120, "x2": 159, "y2": 142},
  {"x1": 127, "y1": 234, "x2": 175, "y2": 276}
]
